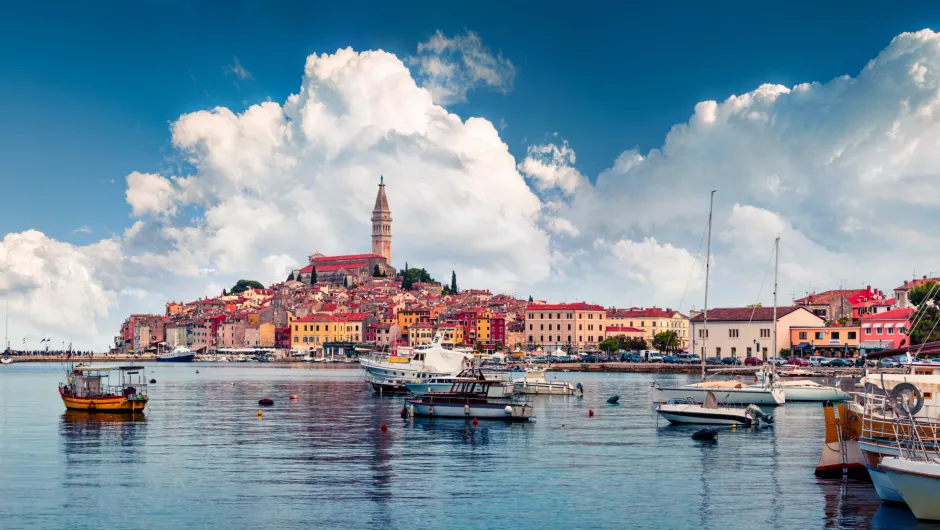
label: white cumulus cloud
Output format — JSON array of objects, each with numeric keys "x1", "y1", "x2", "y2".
[{"x1": 413, "y1": 30, "x2": 516, "y2": 105}]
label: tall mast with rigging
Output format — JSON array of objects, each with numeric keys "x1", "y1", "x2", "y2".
[
  {"x1": 701, "y1": 190, "x2": 715, "y2": 382},
  {"x1": 772, "y1": 236, "x2": 779, "y2": 384}
]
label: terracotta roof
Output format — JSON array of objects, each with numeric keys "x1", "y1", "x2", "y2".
[
  {"x1": 690, "y1": 306, "x2": 806, "y2": 322},
  {"x1": 334, "y1": 312, "x2": 373, "y2": 322},
  {"x1": 293, "y1": 313, "x2": 335, "y2": 323},
  {"x1": 311, "y1": 254, "x2": 385, "y2": 263},
  {"x1": 606, "y1": 326, "x2": 645, "y2": 333},
  {"x1": 607, "y1": 307, "x2": 682, "y2": 318},
  {"x1": 794, "y1": 289, "x2": 861, "y2": 305},
  {"x1": 526, "y1": 302, "x2": 605, "y2": 311},
  {"x1": 895, "y1": 276, "x2": 940, "y2": 291},
  {"x1": 860, "y1": 308, "x2": 914, "y2": 321}
]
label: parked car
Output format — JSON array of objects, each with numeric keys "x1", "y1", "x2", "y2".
[
  {"x1": 721, "y1": 357, "x2": 742, "y2": 365},
  {"x1": 621, "y1": 352, "x2": 642, "y2": 363},
  {"x1": 581, "y1": 354, "x2": 598, "y2": 363},
  {"x1": 854, "y1": 357, "x2": 874, "y2": 367},
  {"x1": 682, "y1": 354, "x2": 701, "y2": 365},
  {"x1": 662, "y1": 355, "x2": 678, "y2": 364},
  {"x1": 828, "y1": 358, "x2": 852, "y2": 368},
  {"x1": 787, "y1": 356, "x2": 809, "y2": 366},
  {"x1": 879, "y1": 358, "x2": 900, "y2": 368},
  {"x1": 744, "y1": 356, "x2": 762, "y2": 366},
  {"x1": 768, "y1": 356, "x2": 788, "y2": 366},
  {"x1": 706, "y1": 356, "x2": 722, "y2": 366},
  {"x1": 809, "y1": 356, "x2": 829, "y2": 367},
  {"x1": 648, "y1": 353, "x2": 664, "y2": 363}
]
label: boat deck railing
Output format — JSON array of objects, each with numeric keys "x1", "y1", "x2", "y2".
[{"x1": 860, "y1": 393, "x2": 940, "y2": 444}]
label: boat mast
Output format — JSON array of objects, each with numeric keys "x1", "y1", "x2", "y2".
[
  {"x1": 701, "y1": 190, "x2": 715, "y2": 382},
  {"x1": 772, "y1": 236, "x2": 779, "y2": 384}
]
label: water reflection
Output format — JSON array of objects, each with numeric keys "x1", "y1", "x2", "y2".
[{"x1": 406, "y1": 416, "x2": 532, "y2": 447}]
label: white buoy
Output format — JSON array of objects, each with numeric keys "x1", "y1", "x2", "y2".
[{"x1": 504, "y1": 405, "x2": 513, "y2": 414}]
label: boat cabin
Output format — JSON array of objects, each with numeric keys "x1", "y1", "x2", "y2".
[{"x1": 63, "y1": 365, "x2": 148, "y2": 399}]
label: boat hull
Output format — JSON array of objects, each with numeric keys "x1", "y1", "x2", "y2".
[
  {"x1": 866, "y1": 465, "x2": 905, "y2": 504},
  {"x1": 512, "y1": 382, "x2": 574, "y2": 395},
  {"x1": 781, "y1": 386, "x2": 850, "y2": 402},
  {"x1": 880, "y1": 459, "x2": 940, "y2": 520},
  {"x1": 60, "y1": 393, "x2": 148, "y2": 413},
  {"x1": 157, "y1": 353, "x2": 195, "y2": 362},
  {"x1": 655, "y1": 386, "x2": 785, "y2": 406},
  {"x1": 407, "y1": 400, "x2": 533, "y2": 421},
  {"x1": 656, "y1": 406, "x2": 752, "y2": 425}
]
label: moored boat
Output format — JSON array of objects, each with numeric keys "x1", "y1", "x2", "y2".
[
  {"x1": 654, "y1": 380, "x2": 786, "y2": 406},
  {"x1": 512, "y1": 370, "x2": 579, "y2": 395},
  {"x1": 58, "y1": 365, "x2": 149, "y2": 413},
  {"x1": 360, "y1": 332, "x2": 471, "y2": 392},
  {"x1": 406, "y1": 368, "x2": 534, "y2": 421},
  {"x1": 158, "y1": 346, "x2": 195, "y2": 362},
  {"x1": 879, "y1": 456, "x2": 940, "y2": 521},
  {"x1": 656, "y1": 391, "x2": 773, "y2": 426}
]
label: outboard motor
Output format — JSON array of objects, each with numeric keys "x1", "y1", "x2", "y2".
[
  {"x1": 746, "y1": 404, "x2": 774, "y2": 425},
  {"x1": 575, "y1": 382, "x2": 584, "y2": 396}
]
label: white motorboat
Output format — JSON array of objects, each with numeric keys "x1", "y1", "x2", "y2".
[
  {"x1": 879, "y1": 456, "x2": 940, "y2": 520},
  {"x1": 1, "y1": 356, "x2": 11, "y2": 365},
  {"x1": 656, "y1": 392, "x2": 773, "y2": 426},
  {"x1": 406, "y1": 369, "x2": 534, "y2": 421},
  {"x1": 405, "y1": 376, "x2": 514, "y2": 397},
  {"x1": 772, "y1": 378, "x2": 849, "y2": 402},
  {"x1": 360, "y1": 332, "x2": 472, "y2": 392},
  {"x1": 512, "y1": 370, "x2": 579, "y2": 395},
  {"x1": 654, "y1": 380, "x2": 785, "y2": 406},
  {"x1": 157, "y1": 346, "x2": 195, "y2": 362}
]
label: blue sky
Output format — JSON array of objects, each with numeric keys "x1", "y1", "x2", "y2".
[
  {"x1": 5, "y1": 2, "x2": 940, "y2": 347},
  {"x1": 3, "y1": 1, "x2": 938, "y2": 242}
]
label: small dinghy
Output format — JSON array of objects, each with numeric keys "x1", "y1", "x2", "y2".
[
  {"x1": 656, "y1": 391, "x2": 773, "y2": 426},
  {"x1": 692, "y1": 428, "x2": 718, "y2": 441},
  {"x1": 258, "y1": 398, "x2": 274, "y2": 406},
  {"x1": 607, "y1": 395, "x2": 620, "y2": 404}
]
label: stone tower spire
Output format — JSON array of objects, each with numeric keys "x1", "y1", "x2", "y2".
[{"x1": 371, "y1": 175, "x2": 392, "y2": 264}]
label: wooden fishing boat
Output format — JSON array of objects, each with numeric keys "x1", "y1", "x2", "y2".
[
  {"x1": 406, "y1": 368, "x2": 534, "y2": 421},
  {"x1": 58, "y1": 365, "x2": 149, "y2": 413}
]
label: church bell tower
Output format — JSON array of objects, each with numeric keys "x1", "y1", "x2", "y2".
[{"x1": 371, "y1": 176, "x2": 392, "y2": 264}]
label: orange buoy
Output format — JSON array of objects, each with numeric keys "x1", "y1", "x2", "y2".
[
  {"x1": 472, "y1": 418, "x2": 478, "y2": 426},
  {"x1": 289, "y1": 395, "x2": 298, "y2": 400},
  {"x1": 257, "y1": 409, "x2": 263, "y2": 418},
  {"x1": 381, "y1": 424, "x2": 388, "y2": 431}
]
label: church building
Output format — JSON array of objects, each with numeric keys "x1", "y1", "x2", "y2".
[{"x1": 295, "y1": 177, "x2": 396, "y2": 286}]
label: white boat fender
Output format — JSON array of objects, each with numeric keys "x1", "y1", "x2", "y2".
[
  {"x1": 504, "y1": 405, "x2": 513, "y2": 415},
  {"x1": 409, "y1": 404, "x2": 415, "y2": 417},
  {"x1": 464, "y1": 404, "x2": 470, "y2": 416},
  {"x1": 428, "y1": 405, "x2": 434, "y2": 415}
]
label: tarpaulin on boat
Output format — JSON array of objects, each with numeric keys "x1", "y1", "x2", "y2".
[
  {"x1": 700, "y1": 380, "x2": 746, "y2": 389},
  {"x1": 422, "y1": 346, "x2": 472, "y2": 374}
]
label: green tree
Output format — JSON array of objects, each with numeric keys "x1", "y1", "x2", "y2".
[
  {"x1": 779, "y1": 348, "x2": 791, "y2": 358},
  {"x1": 628, "y1": 337, "x2": 648, "y2": 351},
  {"x1": 343, "y1": 276, "x2": 349, "y2": 288},
  {"x1": 286, "y1": 271, "x2": 295, "y2": 281},
  {"x1": 373, "y1": 264, "x2": 382, "y2": 277},
  {"x1": 230, "y1": 279, "x2": 265, "y2": 294},
  {"x1": 402, "y1": 262, "x2": 410, "y2": 290},
  {"x1": 653, "y1": 330, "x2": 679, "y2": 352},
  {"x1": 910, "y1": 305, "x2": 940, "y2": 345},
  {"x1": 222, "y1": 289, "x2": 228, "y2": 297},
  {"x1": 474, "y1": 342, "x2": 484, "y2": 352},
  {"x1": 451, "y1": 271, "x2": 458, "y2": 294},
  {"x1": 310, "y1": 267, "x2": 317, "y2": 285},
  {"x1": 598, "y1": 338, "x2": 619, "y2": 354},
  {"x1": 910, "y1": 281, "x2": 939, "y2": 307},
  {"x1": 528, "y1": 295, "x2": 534, "y2": 303}
]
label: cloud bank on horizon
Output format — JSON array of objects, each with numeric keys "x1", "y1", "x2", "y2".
[{"x1": 3, "y1": 29, "x2": 940, "y2": 348}]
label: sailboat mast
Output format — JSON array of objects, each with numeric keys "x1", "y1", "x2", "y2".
[
  {"x1": 701, "y1": 190, "x2": 715, "y2": 381},
  {"x1": 772, "y1": 236, "x2": 779, "y2": 376}
]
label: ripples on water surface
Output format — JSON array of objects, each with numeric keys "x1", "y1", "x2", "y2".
[{"x1": 0, "y1": 364, "x2": 930, "y2": 529}]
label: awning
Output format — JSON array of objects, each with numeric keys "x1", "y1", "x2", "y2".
[
  {"x1": 860, "y1": 340, "x2": 893, "y2": 349},
  {"x1": 794, "y1": 342, "x2": 813, "y2": 351}
]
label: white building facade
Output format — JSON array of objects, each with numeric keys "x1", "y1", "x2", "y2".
[{"x1": 690, "y1": 306, "x2": 824, "y2": 360}]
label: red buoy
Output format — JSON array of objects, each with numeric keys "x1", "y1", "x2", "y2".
[
  {"x1": 195, "y1": 370, "x2": 199, "y2": 374},
  {"x1": 400, "y1": 407, "x2": 407, "y2": 418},
  {"x1": 589, "y1": 409, "x2": 594, "y2": 417},
  {"x1": 381, "y1": 424, "x2": 388, "y2": 431},
  {"x1": 472, "y1": 417, "x2": 479, "y2": 426}
]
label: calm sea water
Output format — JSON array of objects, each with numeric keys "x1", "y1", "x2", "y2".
[{"x1": 0, "y1": 364, "x2": 927, "y2": 529}]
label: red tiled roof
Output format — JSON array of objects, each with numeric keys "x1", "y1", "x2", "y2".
[
  {"x1": 690, "y1": 306, "x2": 807, "y2": 322},
  {"x1": 794, "y1": 289, "x2": 861, "y2": 305},
  {"x1": 607, "y1": 307, "x2": 682, "y2": 318},
  {"x1": 606, "y1": 326, "x2": 645, "y2": 333},
  {"x1": 293, "y1": 313, "x2": 335, "y2": 323},
  {"x1": 860, "y1": 308, "x2": 914, "y2": 321},
  {"x1": 526, "y1": 302, "x2": 604, "y2": 311},
  {"x1": 311, "y1": 253, "x2": 385, "y2": 263},
  {"x1": 334, "y1": 312, "x2": 373, "y2": 322},
  {"x1": 895, "y1": 276, "x2": 940, "y2": 291}
]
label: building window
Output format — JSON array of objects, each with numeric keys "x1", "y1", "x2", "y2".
[
  {"x1": 876, "y1": 327, "x2": 882, "y2": 335},
  {"x1": 831, "y1": 331, "x2": 840, "y2": 340},
  {"x1": 760, "y1": 329, "x2": 770, "y2": 338},
  {"x1": 540, "y1": 335, "x2": 544, "y2": 342},
  {"x1": 641, "y1": 321, "x2": 645, "y2": 327},
  {"x1": 567, "y1": 335, "x2": 572, "y2": 343},
  {"x1": 799, "y1": 331, "x2": 807, "y2": 340},
  {"x1": 579, "y1": 324, "x2": 583, "y2": 331},
  {"x1": 887, "y1": 327, "x2": 894, "y2": 335},
  {"x1": 293, "y1": 337, "x2": 298, "y2": 343},
  {"x1": 898, "y1": 327, "x2": 906, "y2": 334},
  {"x1": 540, "y1": 324, "x2": 544, "y2": 330},
  {"x1": 528, "y1": 335, "x2": 533, "y2": 343},
  {"x1": 652, "y1": 322, "x2": 656, "y2": 327},
  {"x1": 540, "y1": 313, "x2": 544, "y2": 319},
  {"x1": 716, "y1": 347, "x2": 721, "y2": 356},
  {"x1": 815, "y1": 332, "x2": 824, "y2": 340},
  {"x1": 557, "y1": 313, "x2": 561, "y2": 319},
  {"x1": 567, "y1": 324, "x2": 571, "y2": 331},
  {"x1": 548, "y1": 324, "x2": 552, "y2": 331},
  {"x1": 746, "y1": 347, "x2": 752, "y2": 355},
  {"x1": 729, "y1": 329, "x2": 739, "y2": 338},
  {"x1": 294, "y1": 325, "x2": 298, "y2": 331},
  {"x1": 731, "y1": 347, "x2": 736, "y2": 357}
]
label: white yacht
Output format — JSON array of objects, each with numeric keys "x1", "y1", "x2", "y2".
[
  {"x1": 656, "y1": 391, "x2": 774, "y2": 426},
  {"x1": 512, "y1": 370, "x2": 578, "y2": 395},
  {"x1": 880, "y1": 456, "x2": 940, "y2": 521},
  {"x1": 359, "y1": 332, "x2": 472, "y2": 392},
  {"x1": 756, "y1": 370, "x2": 850, "y2": 401},
  {"x1": 654, "y1": 380, "x2": 785, "y2": 406}
]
